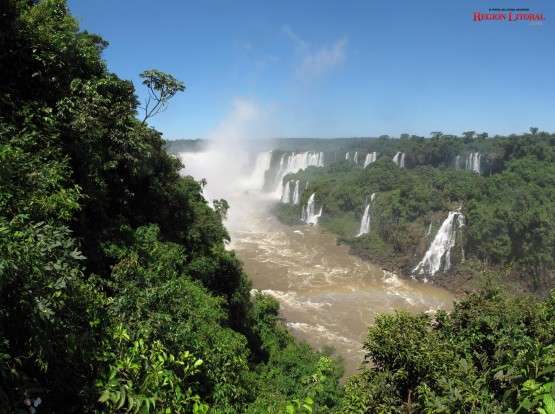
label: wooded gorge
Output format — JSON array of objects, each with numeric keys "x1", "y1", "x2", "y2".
[
  {"x1": 273, "y1": 132, "x2": 555, "y2": 294},
  {"x1": 2, "y1": 1, "x2": 555, "y2": 413}
]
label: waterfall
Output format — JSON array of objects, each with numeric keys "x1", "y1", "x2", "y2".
[
  {"x1": 454, "y1": 155, "x2": 461, "y2": 171},
  {"x1": 356, "y1": 193, "x2": 375, "y2": 237},
  {"x1": 353, "y1": 152, "x2": 358, "y2": 164},
  {"x1": 272, "y1": 152, "x2": 324, "y2": 195},
  {"x1": 292, "y1": 180, "x2": 300, "y2": 205},
  {"x1": 250, "y1": 151, "x2": 272, "y2": 190},
  {"x1": 281, "y1": 180, "x2": 291, "y2": 203},
  {"x1": 345, "y1": 152, "x2": 350, "y2": 161},
  {"x1": 364, "y1": 152, "x2": 377, "y2": 167},
  {"x1": 412, "y1": 211, "x2": 465, "y2": 276},
  {"x1": 301, "y1": 193, "x2": 322, "y2": 225},
  {"x1": 393, "y1": 152, "x2": 406, "y2": 168},
  {"x1": 465, "y1": 153, "x2": 481, "y2": 174},
  {"x1": 356, "y1": 204, "x2": 371, "y2": 236},
  {"x1": 424, "y1": 220, "x2": 433, "y2": 238}
]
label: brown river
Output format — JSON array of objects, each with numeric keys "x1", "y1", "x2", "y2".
[{"x1": 179, "y1": 150, "x2": 454, "y2": 376}]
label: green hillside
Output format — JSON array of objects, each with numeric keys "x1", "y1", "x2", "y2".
[{"x1": 274, "y1": 133, "x2": 555, "y2": 294}]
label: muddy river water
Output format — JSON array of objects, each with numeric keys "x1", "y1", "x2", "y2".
[
  {"x1": 226, "y1": 197, "x2": 453, "y2": 376},
  {"x1": 179, "y1": 150, "x2": 454, "y2": 376}
]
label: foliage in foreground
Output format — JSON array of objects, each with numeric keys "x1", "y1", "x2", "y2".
[
  {"x1": 342, "y1": 283, "x2": 555, "y2": 413},
  {"x1": 0, "y1": 1, "x2": 344, "y2": 412}
]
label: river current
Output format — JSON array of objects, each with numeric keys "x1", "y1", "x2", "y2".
[{"x1": 179, "y1": 150, "x2": 454, "y2": 376}]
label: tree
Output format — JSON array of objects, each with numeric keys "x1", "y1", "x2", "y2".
[
  {"x1": 139, "y1": 69, "x2": 185, "y2": 125},
  {"x1": 462, "y1": 131, "x2": 476, "y2": 140},
  {"x1": 530, "y1": 127, "x2": 539, "y2": 136}
]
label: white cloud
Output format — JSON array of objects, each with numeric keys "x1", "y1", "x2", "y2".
[
  {"x1": 281, "y1": 25, "x2": 310, "y2": 53},
  {"x1": 296, "y1": 37, "x2": 348, "y2": 80},
  {"x1": 282, "y1": 26, "x2": 348, "y2": 81}
]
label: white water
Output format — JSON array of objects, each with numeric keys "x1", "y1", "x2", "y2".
[
  {"x1": 393, "y1": 152, "x2": 406, "y2": 168},
  {"x1": 466, "y1": 152, "x2": 481, "y2": 174},
  {"x1": 345, "y1": 152, "x2": 349, "y2": 160},
  {"x1": 356, "y1": 204, "x2": 371, "y2": 236},
  {"x1": 251, "y1": 151, "x2": 272, "y2": 190},
  {"x1": 413, "y1": 211, "x2": 465, "y2": 276},
  {"x1": 353, "y1": 151, "x2": 358, "y2": 164},
  {"x1": 301, "y1": 193, "x2": 322, "y2": 225},
  {"x1": 272, "y1": 152, "x2": 324, "y2": 196},
  {"x1": 281, "y1": 180, "x2": 291, "y2": 203},
  {"x1": 364, "y1": 152, "x2": 377, "y2": 167},
  {"x1": 292, "y1": 180, "x2": 300, "y2": 205}
]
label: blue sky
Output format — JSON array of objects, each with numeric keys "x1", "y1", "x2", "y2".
[{"x1": 68, "y1": 0, "x2": 554, "y2": 140}]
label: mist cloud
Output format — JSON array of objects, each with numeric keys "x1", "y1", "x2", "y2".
[{"x1": 206, "y1": 98, "x2": 272, "y2": 143}]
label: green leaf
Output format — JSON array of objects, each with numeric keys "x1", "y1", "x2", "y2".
[{"x1": 543, "y1": 393, "x2": 555, "y2": 414}]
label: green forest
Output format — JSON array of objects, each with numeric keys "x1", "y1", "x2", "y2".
[{"x1": 2, "y1": 1, "x2": 555, "y2": 413}]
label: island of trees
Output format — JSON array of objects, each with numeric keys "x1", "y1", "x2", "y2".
[{"x1": 1, "y1": 1, "x2": 554, "y2": 413}]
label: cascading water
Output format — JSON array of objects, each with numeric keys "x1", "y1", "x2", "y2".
[
  {"x1": 465, "y1": 152, "x2": 481, "y2": 174},
  {"x1": 353, "y1": 152, "x2": 358, "y2": 164},
  {"x1": 301, "y1": 193, "x2": 322, "y2": 225},
  {"x1": 345, "y1": 152, "x2": 349, "y2": 161},
  {"x1": 292, "y1": 180, "x2": 300, "y2": 205},
  {"x1": 356, "y1": 204, "x2": 371, "y2": 236},
  {"x1": 281, "y1": 180, "x2": 291, "y2": 203},
  {"x1": 364, "y1": 152, "x2": 377, "y2": 167},
  {"x1": 272, "y1": 152, "x2": 324, "y2": 195},
  {"x1": 413, "y1": 211, "x2": 465, "y2": 276},
  {"x1": 424, "y1": 220, "x2": 433, "y2": 238},
  {"x1": 356, "y1": 193, "x2": 376, "y2": 236},
  {"x1": 250, "y1": 151, "x2": 272, "y2": 190},
  {"x1": 393, "y1": 152, "x2": 406, "y2": 168},
  {"x1": 454, "y1": 155, "x2": 462, "y2": 171}
]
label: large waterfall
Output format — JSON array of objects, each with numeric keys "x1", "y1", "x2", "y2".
[
  {"x1": 393, "y1": 152, "x2": 406, "y2": 168},
  {"x1": 364, "y1": 152, "x2": 377, "y2": 167},
  {"x1": 250, "y1": 151, "x2": 272, "y2": 190},
  {"x1": 272, "y1": 152, "x2": 324, "y2": 195},
  {"x1": 301, "y1": 193, "x2": 322, "y2": 225},
  {"x1": 412, "y1": 211, "x2": 465, "y2": 276},
  {"x1": 353, "y1": 151, "x2": 358, "y2": 164}
]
